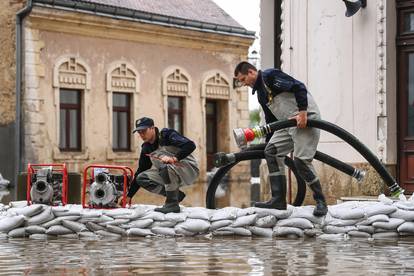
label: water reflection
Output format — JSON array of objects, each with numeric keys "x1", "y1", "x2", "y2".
[{"x1": 0, "y1": 236, "x2": 413, "y2": 275}]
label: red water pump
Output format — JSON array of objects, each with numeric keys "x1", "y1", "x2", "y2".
[
  {"x1": 27, "y1": 163, "x2": 68, "y2": 205},
  {"x1": 82, "y1": 164, "x2": 133, "y2": 209}
]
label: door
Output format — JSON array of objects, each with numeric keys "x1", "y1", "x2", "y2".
[
  {"x1": 397, "y1": 1, "x2": 414, "y2": 192},
  {"x1": 206, "y1": 100, "x2": 218, "y2": 171}
]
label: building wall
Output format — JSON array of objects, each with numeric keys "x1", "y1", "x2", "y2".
[
  {"x1": 260, "y1": 0, "x2": 398, "y2": 203},
  {"x1": 20, "y1": 6, "x2": 253, "y2": 207},
  {"x1": 0, "y1": 0, "x2": 26, "y2": 183}
]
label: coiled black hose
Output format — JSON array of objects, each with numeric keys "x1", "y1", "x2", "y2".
[
  {"x1": 236, "y1": 119, "x2": 403, "y2": 196},
  {"x1": 206, "y1": 152, "x2": 306, "y2": 209}
]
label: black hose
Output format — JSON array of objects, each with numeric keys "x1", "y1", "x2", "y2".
[
  {"x1": 206, "y1": 154, "x2": 306, "y2": 209},
  {"x1": 216, "y1": 144, "x2": 365, "y2": 182},
  {"x1": 257, "y1": 119, "x2": 403, "y2": 196}
]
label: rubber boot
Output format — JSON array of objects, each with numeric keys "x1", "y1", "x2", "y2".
[
  {"x1": 158, "y1": 187, "x2": 185, "y2": 202},
  {"x1": 254, "y1": 175, "x2": 287, "y2": 210},
  {"x1": 309, "y1": 180, "x2": 328, "y2": 217},
  {"x1": 154, "y1": 190, "x2": 180, "y2": 213}
]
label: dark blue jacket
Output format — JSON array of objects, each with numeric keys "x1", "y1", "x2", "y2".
[
  {"x1": 252, "y1": 69, "x2": 309, "y2": 140},
  {"x1": 127, "y1": 127, "x2": 196, "y2": 197}
]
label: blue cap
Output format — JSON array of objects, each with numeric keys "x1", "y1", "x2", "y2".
[{"x1": 132, "y1": 117, "x2": 154, "y2": 133}]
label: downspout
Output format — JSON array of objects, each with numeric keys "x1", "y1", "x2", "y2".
[{"x1": 15, "y1": 0, "x2": 33, "y2": 191}]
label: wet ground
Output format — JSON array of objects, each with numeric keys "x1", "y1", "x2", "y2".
[{"x1": 0, "y1": 236, "x2": 413, "y2": 275}]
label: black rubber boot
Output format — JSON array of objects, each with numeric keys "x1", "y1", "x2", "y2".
[
  {"x1": 309, "y1": 180, "x2": 328, "y2": 217},
  {"x1": 254, "y1": 175, "x2": 287, "y2": 210},
  {"x1": 154, "y1": 190, "x2": 180, "y2": 213},
  {"x1": 159, "y1": 187, "x2": 185, "y2": 202}
]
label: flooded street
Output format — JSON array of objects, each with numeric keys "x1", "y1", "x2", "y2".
[{"x1": 0, "y1": 236, "x2": 413, "y2": 275}]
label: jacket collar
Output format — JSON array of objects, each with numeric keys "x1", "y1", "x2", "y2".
[{"x1": 252, "y1": 70, "x2": 262, "y2": 95}]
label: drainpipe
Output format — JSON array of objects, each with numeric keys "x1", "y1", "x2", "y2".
[{"x1": 15, "y1": 0, "x2": 33, "y2": 193}]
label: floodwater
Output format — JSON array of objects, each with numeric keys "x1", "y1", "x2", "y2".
[{"x1": 0, "y1": 236, "x2": 413, "y2": 275}]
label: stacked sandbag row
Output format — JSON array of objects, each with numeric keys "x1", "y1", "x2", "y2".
[
  {"x1": 322, "y1": 194, "x2": 414, "y2": 240},
  {"x1": 0, "y1": 194, "x2": 413, "y2": 240}
]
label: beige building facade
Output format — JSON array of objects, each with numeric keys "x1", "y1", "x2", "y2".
[{"x1": 0, "y1": 0, "x2": 254, "y2": 207}]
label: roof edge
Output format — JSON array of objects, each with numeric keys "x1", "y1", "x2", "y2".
[{"x1": 33, "y1": 0, "x2": 256, "y2": 39}]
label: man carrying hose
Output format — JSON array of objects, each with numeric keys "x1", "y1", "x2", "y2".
[
  {"x1": 121, "y1": 117, "x2": 199, "y2": 213},
  {"x1": 234, "y1": 61, "x2": 328, "y2": 216}
]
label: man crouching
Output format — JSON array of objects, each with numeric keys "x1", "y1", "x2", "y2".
[{"x1": 123, "y1": 117, "x2": 199, "y2": 213}]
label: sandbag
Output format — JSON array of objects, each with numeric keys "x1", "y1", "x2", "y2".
[
  {"x1": 372, "y1": 232, "x2": 399, "y2": 239},
  {"x1": 101, "y1": 219, "x2": 130, "y2": 226},
  {"x1": 80, "y1": 209, "x2": 103, "y2": 218},
  {"x1": 106, "y1": 225, "x2": 126, "y2": 236},
  {"x1": 247, "y1": 226, "x2": 273, "y2": 237},
  {"x1": 276, "y1": 218, "x2": 313, "y2": 229},
  {"x1": 29, "y1": 234, "x2": 48, "y2": 240},
  {"x1": 175, "y1": 225, "x2": 197, "y2": 236},
  {"x1": 176, "y1": 219, "x2": 210, "y2": 233},
  {"x1": 150, "y1": 221, "x2": 177, "y2": 228},
  {"x1": 113, "y1": 209, "x2": 146, "y2": 220},
  {"x1": 42, "y1": 216, "x2": 80, "y2": 228},
  {"x1": 328, "y1": 206, "x2": 365, "y2": 220},
  {"x1": 8, "y1": 227, "x2": 27, "y2": 238},
  {"x1": 389, "y1": 209, "x2": 414, "y2": 221},
  {"x1": 394, "y1": 201, "x2": 414, "y2": 211},
  {"x1": 273, "y1": 226, "x2": 304, "y2": 237},
  {"x1": 26, "y1": 207, "x2": 54, "y2": 226},
  {"x1": 95, "y1": 230, "x2": 122, "y2": 238},
  {"x1": 183, "y1": 207, "x2": 210, "y2": 220},
  {"x1": 120, "y1": 219, "x2": 153, "y2": 229},
  {"x1": 7, "y1": 205, "x2": 43, "y2": 217},
  {"x1": 290, "y1": 206, "x2": 323, "y2": 224},
  {"x1": 209, "y1": 220, "x2": 232, "y2": 231},
  {"x1": 25, "y1": 225, "x2": 46, "y2": 234},
  {"x1": 231, "y1": 214, "x2": 257, "y2": 228},
  {"x1": 363, "y1": 204, "x2": 397, "y2": 217},
  {"x1": 79, "y1": 232, "x2": 99, "y2": 240},
  {"x1": 347, "y1": 230, "x2": 371, "y2": 238},
  {"x1": 62, "y1": 220, "x2": 88, "y2": 233},
  {"x1": 372, "y1": 218, "x2": 405, "y2": 230},
  {"x1": 252, "y1": 207, "x2": 293, "y2": 219},
  {"x1": 356, "y1": 225, "x2": 375, "y2": 234},
  {"x1": 255, "y1": 215, "x2": 277, "y2": 228},
  {"x1": 210, "y1": 207, "x2": 238, "y2": 221},
  {"x1": 397, "y1": 222, "x2": 414, "y2": 233},
  {"x1": 141, "y1": 211, "x2": 166, "y2": 221},
  {"x1": 304, "y1": 228, "x2": 323, "y2": 237},
  {"x1": 85, "y1": 222, "x2": 106, "y2": 232},
  {"x1": 165, "y1": 213, "x2": 187, "y2": 223},
  {"x1": 318, "y1": 233, "x2": 347, "y2": 241},
  {"x1": 127, "y1": 228, "x2": 154, "y2": 237},
  {"x1": 151, "y1": 227, "x2": 176, "y2": 236},
  {"x1": 356, "y1": 214, "x2": 389, "y2": 226},
  {"x1": 220, "y1": 227, "x2": 252, "y2": 236},
  {"x1": 46, "y1": 225, "x2": 73, "y2": 235},
  {"x1": 0, "y1": 215, "x2": 25, "y2": 232},
  {"x1": 323, "y1": 225, "x2": 356, "y2": 234}
]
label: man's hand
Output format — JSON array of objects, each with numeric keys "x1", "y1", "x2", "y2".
[
  {"x1": 290, "y1": 111, "x2": 308, "y2": 129},
  {"x1": 119, "y1": 196, "x2": 131, "y2": 207},
  {"x1": 160, "y1": 155, "x2": 178, "y2": 164}
]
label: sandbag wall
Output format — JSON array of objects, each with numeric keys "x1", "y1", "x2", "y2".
[{"x1": 0, "y1": 194, "x2": 413, "y2": 240}]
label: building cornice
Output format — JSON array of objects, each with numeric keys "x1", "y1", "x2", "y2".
[{"x1": 27, "y1": 6, "x2": 253, "y2": 54}]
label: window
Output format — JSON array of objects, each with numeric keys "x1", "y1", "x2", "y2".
[
  {"x1": 113, "y1": 92, "x2": 131, "y2": 151},
  {"x1": 206, "y1": 100, "x2": 218, "y2": 171},
  {"x1": 59, "y1": 89, "x2": 81, "y2": 151},
  {"x1": 168, "y1": 96, "x2": 184, "y2": 134}
]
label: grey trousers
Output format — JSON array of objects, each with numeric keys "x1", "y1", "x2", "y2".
[
  {"x1": 136, "y1": 147, "x2": 199, "y2": 193},
  {"x1": 266, "y1": 93, "x2": 321, "y2": 184}
]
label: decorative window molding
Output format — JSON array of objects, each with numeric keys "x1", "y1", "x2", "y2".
[
  {"x1": 52, "y1": 56, "x2": 91, "y2": 160},
  {"x1": 201, "y1": 70, "x2": 231, "y2": 100},
  {"x1": 162, "y1": 66, "x2": 191, "y2": 133},
  {"x1": 105, "y1": 61, "x2": 140, "y2": 160}
]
